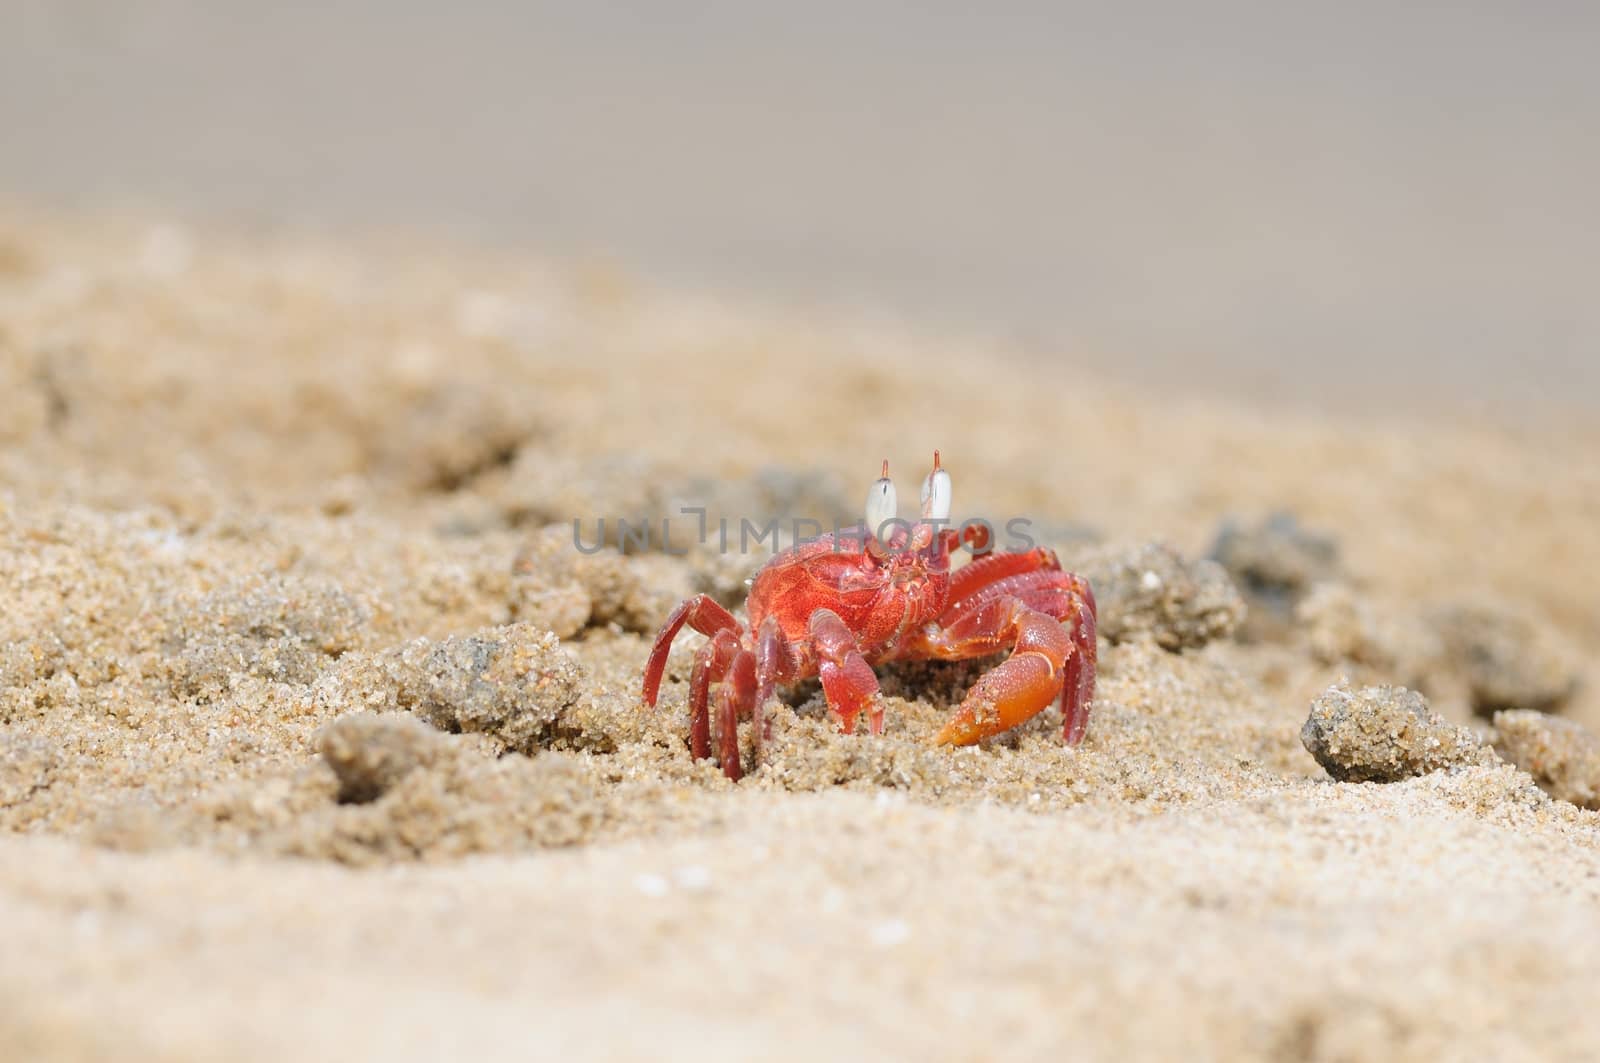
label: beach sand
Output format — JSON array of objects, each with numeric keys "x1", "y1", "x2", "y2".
[{"x1": 2, "y1": 212, "x2": 1599, "y2": 1061}]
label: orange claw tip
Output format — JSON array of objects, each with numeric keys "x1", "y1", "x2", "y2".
[
  {"x1": 931, "y1": 712, "x2": 983, "y2": 747},
  {"x1": 932, "y1": 449, "x2": 942, "y2": 471},
  {"x1": 880, "y1": 458, "x2": 889, "y2": 478}
]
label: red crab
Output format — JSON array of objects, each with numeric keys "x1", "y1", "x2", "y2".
[{"x1": 640, "y1": 453, "x2": 1098, "y2": 780}]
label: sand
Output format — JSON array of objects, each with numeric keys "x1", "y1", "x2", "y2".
[{"x1": 2, "y1": 210, "x2": 1599, "y2": 1061}]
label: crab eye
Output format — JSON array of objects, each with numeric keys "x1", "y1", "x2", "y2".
[
  {"x1": 921, "y1": 460, "x2": 952, "y2": 523},
  {"x1": 865, "y1": 461, "x2": 897, "y2": 539}
]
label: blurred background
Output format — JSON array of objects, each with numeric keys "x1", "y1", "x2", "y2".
[{"x1": 3, "y1": 0, "x2": 1596, "y2": 413}]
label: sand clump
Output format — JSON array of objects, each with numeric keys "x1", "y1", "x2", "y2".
[
  {"x1": 163, "y1": 574, "x2": 372, "y2": 697},
  {"x1": 0, "y1": 733, "x2": 58, "y2": 813},
  {"x1": 1493, "y1": 710, "x2": 1600, "y2": 810},
  {"x1": 510, "y1": 524, "x2": 679, "y2": 636},
  {"x1": 1431, "y1": 601, "x2": 1582, "y2": 717},
  {"x1": 310, "y1": 623, "x2": 589, "y2": 755},
  {"x1": 1067, "y1": 540, "x2": 1246, "y2": 650},
  {"x1": 1206, "y1": 512, "x2": 1341, "y2": 646},
  {"x1": 1296, "y1": 582, "x2": 1445, "y2": 687},
  {"x1": 1300, "y1": 682, "x2": 1491, "y2": 783},
  {"x1": 1211, "y1": 511, "x2": 1340, "y2": 608},
  {"x1": 317, "y1": 713, "x2": 444, "y2": 804}
]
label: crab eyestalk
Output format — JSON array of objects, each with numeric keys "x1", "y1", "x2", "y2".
[
  {"x1": 865, "y1": 459, "x2": 898, "y2": 545},
  {"x1": 920, "y1": 450, "x2": 952, "y2": 523},
  {"x1": 904, "y1": 451, "x2": 952, "y2": 552}
]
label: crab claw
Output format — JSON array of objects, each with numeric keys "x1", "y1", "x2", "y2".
[{"x1": 932, "y1": 603, "x2": 1076, "y2": 746}]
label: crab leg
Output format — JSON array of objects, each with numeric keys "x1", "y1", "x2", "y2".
[
  {"x1": 752, "y1": 614, "x2": 794, "y2": 754},
  {"x1": 641, "y1": 594, "x2": 741, "y2": 708},
  {"x1": 941, "y1": 552, "x2": 1093, "y2": 633},
  {"x1": 943, "y1": 546, "x2": 1065, "y2": 606},
  {"x1": 1059, "y1": 592, "x2": 1097, "y2": 744},
  {"x1": 808, "y1": 608, "x2": 882, "y2": 735},
  {"x1": 714, "y1": 650, "x2": 757, "y2": 781},
  {"x1": 688, "y1": 628, "x2": 741, "y2": 761}
]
